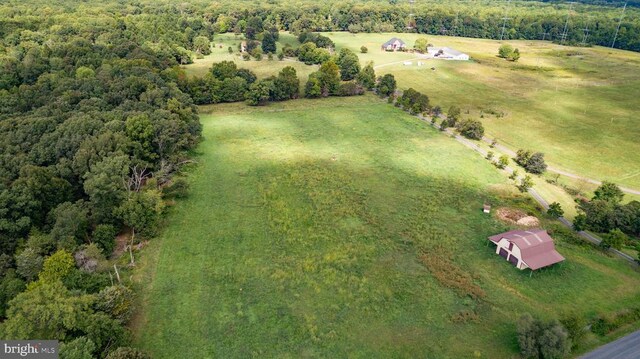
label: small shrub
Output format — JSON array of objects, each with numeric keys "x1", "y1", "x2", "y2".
[
  {"x1": 518, "y1": 175, "x2": 533, "y2": 193},
  {"x1": 360, "y1": 45, "x2": 368, "y2": 53},
  {"x1": 338, "y1": 81, "x2": 365, "y2": 96},
  {"x1": 496, "y1": 155, "x2": 509, "y2": 169},
  {"x1": 547, "y1": 202, "x2": 564, "y2": 218},
  {"x1": 486, "y1": 151, "x2": 494, "y2": 160},
  {"x1": 451, "y1": 309, "x2": 480, "y2": 323}
]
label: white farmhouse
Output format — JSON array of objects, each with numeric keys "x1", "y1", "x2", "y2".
[
  {"x1": 488, "y1": 229, "x2": 565, "y2": 271},
  {"x1": 427, "y1": 47, "x2": 469, "y2": 61}
]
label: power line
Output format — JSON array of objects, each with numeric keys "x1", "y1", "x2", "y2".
[{"x1": 611, "y1": 1, "x2": 628, "y2": 49}]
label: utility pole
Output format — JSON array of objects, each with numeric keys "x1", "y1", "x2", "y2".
[{"x1": 611, "y1": 1, "x2": 628, "y2": 49}]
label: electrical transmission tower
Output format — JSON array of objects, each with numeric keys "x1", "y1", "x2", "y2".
[
  {"x1": 406, "y1": 0, "x2": 416, "y2": 30},
  {"x1": 560, "y1": 2, "x2": 575, "y2": 45},
  {"x1": 611, "y1": 1, "x2": 628, "y2": 49},
  {"x1": 500, "y1": 0, "x2": 512, "y2": 41},
  {"x1": 581, "y1": 20, "x2": 590, "y2": 46}
]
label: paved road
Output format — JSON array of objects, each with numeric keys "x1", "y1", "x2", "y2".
[
  {"x1": 416, "y1": 113, "x2": 637, "y2": 265},
  {"x1": 580, "y1": 329, "x2": 640, "y2": 359}
]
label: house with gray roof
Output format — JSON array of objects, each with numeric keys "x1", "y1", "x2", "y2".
[{"x1": 381, "y1": 37, "x2": 406, "y2": 51}]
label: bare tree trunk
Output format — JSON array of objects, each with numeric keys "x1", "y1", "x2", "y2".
[
  {"x1": 129, "y1": 228, "x2": 136, "y2": 266},
  {"x1": 113, "y1": 264, "x2": 121, "y2": 283}
]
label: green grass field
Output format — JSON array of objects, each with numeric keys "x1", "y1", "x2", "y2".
[
  {"x1": 184, "y1": 33, "x2": 318, "y2": 80},
  {"x1": 134, "y1": 96, "x2": 640, "y2": 358},
  {"x1": 326, "y1": 32, "x2": 640, "y2": 190}
]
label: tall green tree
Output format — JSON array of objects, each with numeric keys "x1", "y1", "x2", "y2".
[
  {"x1": 245, "y1": 79, "x2": 273, "y2": 106},
  {"x1": 593, "y1": 181, "x2": 624, "y2": 203},
  {"x1": 273, "y1": 66, "x2": 299, "y2": 100},
  {"x1": 336, "y1": 48, "x2": 361, "y2": 81},
  {"x1": 377, "y1": 74, "x2": 396, "y2": 97},
  {"x1": 414, "y1": 37, "x2": 429, "y2": 52},
  {"x1": 317, "y1": 60, "x2": 341, "y2": 96},
  {"x1": 261, "y1": 32, "x2": 277, "y2": 54},
  {"x1": 0, "y1": 280, "x2": 93, "y2": 341},
  {"x1": 356, "y1": 62, "x2": 376, "y2": 90}
]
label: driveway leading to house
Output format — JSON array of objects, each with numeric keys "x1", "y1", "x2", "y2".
[{"x1": 580, "y1": 330, "x2": 640, "y2": 359}]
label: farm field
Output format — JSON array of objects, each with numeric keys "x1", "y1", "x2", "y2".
[
  {"x1": 134, "y1": 96, "x2": 640, "y2": 358},
  {"x1": 326, "y1": 32, "x2": 640, "y2": 190}
]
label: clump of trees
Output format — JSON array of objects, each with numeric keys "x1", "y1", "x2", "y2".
[
  {"x1": 246, "y1": 66, "x2": 301, "y2": 106},
  {"x1": 297, "y1": 42, "x2": 332, "y2": 65},
  {"x1": 515, "y1": 150, "x2": 547, "y2": 174},
  {"x1": 574, "y1": 182, "x2": 640, "y2": 240},
  {"x1": 396, "y1": 88, "x2": 430, "y2": 115},
  {"x1": 440, "y1": 106, "x2": 461, "y2": 130},
  {"x1": 498, "y1": 44, "x2": 521, "y2": 61},
  {"x1": 517, "y1": 314, "x2": 571, "y2": 359},
  {"x1": 298, "y1": 32, "x2": 335, "y2": 49},
  {"x1": 376, "y1": 74, "x2": 397, "y2": 97},
  {"x1": 456, "y1": 119, "x2": 485, "y2": 140}
]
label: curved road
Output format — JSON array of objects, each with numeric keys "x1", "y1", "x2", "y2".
[
  {"x1": 416, "y1": 113, "x2": 637, "y2": 264},
  {"x1": 580, "y1": 329, "x2": 640, "y2": 359},
  {"x1": 479, "y1": 137, "x2": 640, "y2": 196}
]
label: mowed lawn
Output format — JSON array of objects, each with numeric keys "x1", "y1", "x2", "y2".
[
  {"x1": 327, "y1": 32, "x2": 640, "y2": 189},
  {"x1": 134, "y1": 96, "x2": 640, "y2": 358}
]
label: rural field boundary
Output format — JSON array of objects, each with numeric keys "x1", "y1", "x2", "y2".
[
  {"x1": 401, "y1": 105, "x2": 638, "y2": 265},
  {"x1": 477, "y1": 137, "x2": 640, "y2": 196}
]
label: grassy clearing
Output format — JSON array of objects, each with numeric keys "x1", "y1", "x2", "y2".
[
  {"x1": 326, "y1": 32, "x2": 640, "y2": 189},
  {"x1": 184, "y1": 33, "x2": 318, "y2": 80},
  {"x1": 134, "y1": 96, "x2": 640, "y2": 358}
]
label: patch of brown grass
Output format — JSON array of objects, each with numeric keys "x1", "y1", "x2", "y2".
[{"x1": 419, "y1": 252, "x2": 486, "y2": 301}]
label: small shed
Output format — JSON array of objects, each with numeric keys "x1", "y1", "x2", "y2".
[
  {"x1": 483, "y1": 204, "x2": 491, "y2": 214},
  {"x1": 382, "y1": 37, "x2": 406, "y2": 51},
  {"x1": 240, "y1": 41, "x2": 247, "y2": 53},
  {"x1": 488, "y1": 229, "x2": 565, "y2": 271}
]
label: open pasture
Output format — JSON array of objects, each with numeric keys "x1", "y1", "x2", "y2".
[
  {"x1": 327, "y1": 32, "x2": 640, "y2": 189},
  {"x1": 134, "y1": 96, "x2": 640, "y2": 358}
]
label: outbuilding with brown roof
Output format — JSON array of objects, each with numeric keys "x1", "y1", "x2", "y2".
[{"x1": 488, "y1": 229, "x2": 565, "y2": 271}]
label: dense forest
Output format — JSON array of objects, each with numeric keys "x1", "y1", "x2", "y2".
[{"x1": 0, "y1": 0, "x2": 639, "y2": 357}]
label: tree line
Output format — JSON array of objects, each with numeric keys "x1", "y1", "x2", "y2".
[{"x1": 0, "y1": 1, "x2": 204, "y2": 357}]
